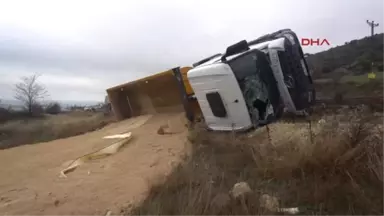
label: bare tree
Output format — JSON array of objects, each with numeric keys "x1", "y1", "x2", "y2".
[{"x1": 14, "y1": 74, "x2": 48, "y2": 115}]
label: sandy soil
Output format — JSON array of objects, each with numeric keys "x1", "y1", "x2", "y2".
[{"x1": 0, "y1": 113, "x2": 189, "y2": 215}]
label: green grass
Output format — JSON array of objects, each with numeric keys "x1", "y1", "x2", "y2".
[{"x1": 340, "y1": 72, "x2": 383, "y2": 84}]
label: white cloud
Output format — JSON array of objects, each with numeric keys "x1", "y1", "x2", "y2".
[
  {"x1": 0, "y1": 0, "x2": 382, "y2": 101},
  {"x1": 39, "y1": 74, "x2": 101, "y2": 89}
]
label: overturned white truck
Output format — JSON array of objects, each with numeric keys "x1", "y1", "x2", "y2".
[{"x1": 175, "y1": 29, "x2": 315, "y2": 132}]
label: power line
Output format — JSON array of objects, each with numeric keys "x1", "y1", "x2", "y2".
[{"x1": 366, "y1": 20, "x2": 379, "y2": 36}]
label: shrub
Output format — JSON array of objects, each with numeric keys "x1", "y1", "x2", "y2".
[
  {"x1": 0, "y1": 107, "x2": 12, "y2": 122},
  {"x1": 30, "y1": 103, "x2": 44, "y2": 117},
  {"x1": 358, "y1": 59, "x2": 371, "y2": 72},
  {"x1": 322, "y1": 67, "x2": 332, "y2": 74},
  {"x1": 45, "y1": 102, "x2": 61, "y2": 115},
  {"x1": 334, "y1": 92, "x2": 344, "y2": 103},
  {"x1": 377, "y1": 64, "x2": 383, "y2": 71}
]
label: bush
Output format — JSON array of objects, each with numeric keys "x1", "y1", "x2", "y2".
[
  {"x1": 45, "y1": 102, "x2": 61, "y2": 114},
  {"x1": 307, "y1": 33, "x2": 383, "y2": 77},
  {"x1": 30, "y1": 103, "x2": 44, "y2": 117},
  {"x1": 377, "y1": 64, "x2": 383, "y2": 71},
  {"x1": 334, "y1": 92, "x2": 344, "y2": 103},
  {"x1": 0, "y1": 107, "x2": 12, "y2": 122},
  {"x1": 322, "y1": 67, "x2": 332, "y2": 74},
  {"x1": 0, "y1": 107, "x2": 41, "y2": 123},
  {"x1": 358, "y1": 59, "x2": 371, "y2": 72}
]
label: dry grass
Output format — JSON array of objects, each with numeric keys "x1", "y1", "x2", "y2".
[
  {"x1": 128, "y1": 109, "x2": 383, "y2": 215},
  {"x1": 0, "y1": 111, "x2": 114, "y2": 149}
]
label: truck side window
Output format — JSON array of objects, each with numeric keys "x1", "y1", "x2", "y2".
[{"x1": 206, "y1": 92, "x2": 227, "y2": 117}]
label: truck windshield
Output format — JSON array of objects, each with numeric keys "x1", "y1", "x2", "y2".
[{"x1": 228, "y1": 52, "x2": 271, "y2": 124}]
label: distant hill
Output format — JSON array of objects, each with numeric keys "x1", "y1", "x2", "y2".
[{"x1": 306, "y1": 33, "x2": 383, "y2": 78}]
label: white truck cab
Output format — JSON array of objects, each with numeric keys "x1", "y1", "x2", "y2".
[
  {"x1": 187, "y1": 62, "x2": 253, "y2": 131},
  {"x1": 183, "y1": 29, "x2": 315, "y2": 132}
]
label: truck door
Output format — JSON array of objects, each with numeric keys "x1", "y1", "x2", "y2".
[{"x1": 187, "y1": 63, "x2": 253, "y2": 131}]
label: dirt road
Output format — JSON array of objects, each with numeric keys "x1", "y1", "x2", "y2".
[{"x1": 0, "y1": 113, "x2": 189, "y2": 215}]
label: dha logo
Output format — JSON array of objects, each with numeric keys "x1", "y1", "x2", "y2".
[{"x1": 301, "y1": 38, "x2": 330, "y2": 46}]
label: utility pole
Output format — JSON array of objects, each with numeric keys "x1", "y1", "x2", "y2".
[{"x1": 366, "y1": 20, "x2": 379, "y2": 36}]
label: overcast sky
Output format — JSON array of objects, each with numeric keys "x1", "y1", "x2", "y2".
[{"x1": 0, "y1": 0, "x2": 383, "y2": 102}]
